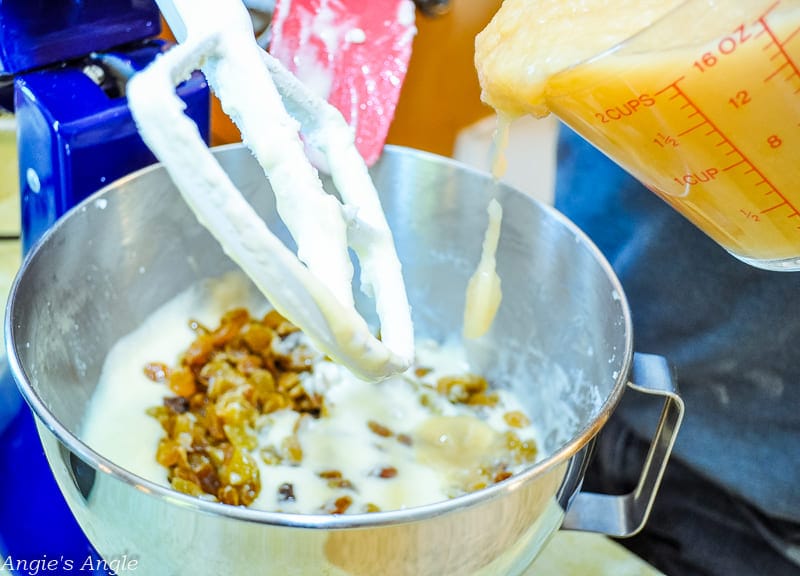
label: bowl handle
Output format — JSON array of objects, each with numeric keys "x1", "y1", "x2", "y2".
[{"x1": 562, "y1": 352, "x2": 685, "y2": 537}]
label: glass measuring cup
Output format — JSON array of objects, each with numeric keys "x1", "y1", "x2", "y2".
[{"x1": 545, "y1": 0, "x2": 800, "y2": 271}]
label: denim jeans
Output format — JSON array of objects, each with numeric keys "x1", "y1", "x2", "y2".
[{"x1": 585, "y1": 417, "x2": 800, "y2": 576}]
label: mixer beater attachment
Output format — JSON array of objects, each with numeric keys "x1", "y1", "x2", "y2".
[{"x1": 129, "y1": 0, "x2": 415, "y2": 381}]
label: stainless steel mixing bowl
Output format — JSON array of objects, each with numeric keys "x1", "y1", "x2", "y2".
[{"x1": 5, "y1": 145, "x2": 683, "y2": 575}]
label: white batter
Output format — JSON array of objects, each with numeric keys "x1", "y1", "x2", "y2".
[{"x1": 82, "y1": 273, "x2": 540, "y2": 514}]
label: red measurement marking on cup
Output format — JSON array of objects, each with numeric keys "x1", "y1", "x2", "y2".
[
  {"x1": 655, "y1": 79, "x2": 800, "y2": 227},
  {"x1": 758, "y1": 1, "x2": 800, "y2": 90},
  {"x1": 652, "y1": 1, "x2": 800, "y2": 229}
]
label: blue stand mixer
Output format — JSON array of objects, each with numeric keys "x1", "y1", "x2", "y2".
[{"x1": 0, "y1": 1, "x2": 209, "y2": 569}]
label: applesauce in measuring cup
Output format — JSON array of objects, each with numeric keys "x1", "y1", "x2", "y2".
[{"x1": 478, "y1": 0, "x2": 800, "y2": 270}]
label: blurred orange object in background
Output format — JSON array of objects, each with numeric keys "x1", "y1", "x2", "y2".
[{"x1": 387, "y1": 0, "x2": 501, "y2": 156}]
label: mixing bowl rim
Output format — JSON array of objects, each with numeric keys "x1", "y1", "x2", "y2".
[{"x1": 4, "y1": 143, "x2": 633, "y2": 529}]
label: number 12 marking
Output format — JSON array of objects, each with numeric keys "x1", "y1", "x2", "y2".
[{"x1": 729, "y1": 90, "x2": 751, "y2": 109}]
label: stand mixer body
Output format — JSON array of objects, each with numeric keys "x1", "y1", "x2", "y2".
[
  {"x1": 545, "y1": 0, "x2": 800, "y2": 270},
  {"x1": 0, "y1": 0, "x2": 209, "y2": 567}
]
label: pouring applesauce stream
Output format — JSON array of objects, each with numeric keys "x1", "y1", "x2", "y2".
[{"x1": 80, "y1": 0, "x2": 533, "y2": 513}]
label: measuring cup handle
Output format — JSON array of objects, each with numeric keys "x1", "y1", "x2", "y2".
[{"x1": 562, "y1": 352, "x2": 685, "y2": 537}]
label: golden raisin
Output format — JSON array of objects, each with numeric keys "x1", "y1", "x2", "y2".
[
  {"x1": 263, "y1": 309, "x2": 298, "y2": 336},
  {"x1": 143, "y1": 362, "x2": 169, "y2": 382},
  {"x1": 318, "y1": 470, "x2": 343, "y2": 479},
  {"x1": 277, "y1": 371, "x2": 301, "y2": 393},
  {"x1": 493, "y1": 470, "x2": 513, "y2": 483},
  {"x1": 242, "y1": 323, "x2": 274, "y2": 353},
  {"x1": 168, "y1": 367, "x2": 197, "y2": 397},
  {"x1": 372, "y1": 466, "x2": 398, "y2": 479},
  {"x1": 211, "y1": 308, "x2": 249, "y2": 346},
  {"x1": 503, "y1": 410, "x2": 531, "y2": 428},
  {"x1": 437, "y1": 374, "x2": 489, "y2": 403},
  {"x1": 235, "y1": 354, "x2": 264, "y2": 375},
  {"x1": 223, "y1": 424, "x2": 257, "y2": 451},
  {"x1": 188, "y1": 318, "x2": 209, "y2": 334},
  {"x1": 505, "y1": 432, "x2": 538, "y2": 463},
  {"x1": 367, "y1": 420, "x2": 393, "y2": 438},
  {"x1": 218, "y1": 484, "x2": 240, "y2": 506},
  {"x1": 184, "y1": 334, "x2": 215, "y2": 367},
  {"x1": 171, "y1": 477, "x2": 205, "y2": 497},
  {"x1": 467, "y1": 392, "x2": 500, "y2": 407},
  {"x1": 155, "y1": 439, "x2": 183, "y2": 467},
  {"x1": 327, "y1": 495, "x2": 353, "y2": 515},
  {"x1": 282, "y1": 435, "x2": 303, "y2": 465},
  {"x1": 260, "y1": 445, "x2": 282, "y2": 466}
]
